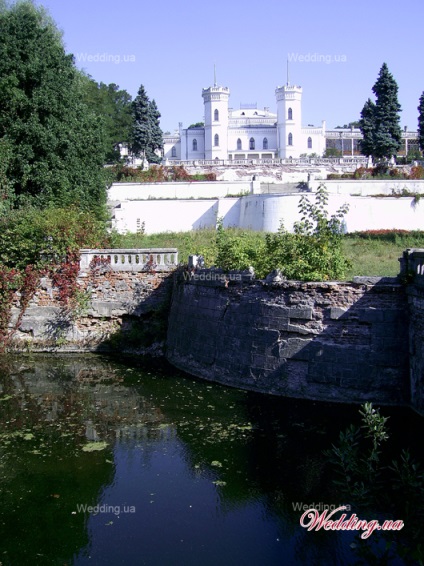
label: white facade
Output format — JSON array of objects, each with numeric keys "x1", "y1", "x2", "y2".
[{"x1": 163, "y1": 81, "x2": 326, "y2": 161}]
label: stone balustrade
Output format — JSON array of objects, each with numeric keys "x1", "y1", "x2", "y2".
[
  {"x1": 167, "y1": 156, "x2": 368, "y2": 167},
  {"x1": 399, "y1": 248, "x2": 424, "y2": 284},
  {"x1": 79, "y1": 248, "x2": 178, "y2": 272}
]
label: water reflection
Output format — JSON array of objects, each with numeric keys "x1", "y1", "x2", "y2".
[{"x1": 0, "y1": 355, "x2": 422, "y2": 565}]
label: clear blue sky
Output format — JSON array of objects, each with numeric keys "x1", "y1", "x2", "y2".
[{"x1": 36, "y1": 0, "x2": 424, "y2": 133}]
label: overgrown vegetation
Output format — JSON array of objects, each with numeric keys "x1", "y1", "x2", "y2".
[
  {"x1": 108, "y1": 164, "x2": 216, "y2": 183},
  {"x1": 328, "y1": 164, "x2": 424, "y2": 180},
  {"x1": 114, "y1": 225, "x2": 424, "y2": 281},
  {"x1": 0, "y1": 207, "x2": 110, "y2": 349},
  {"x1": 325, "y1": 403, "x2": 424, "y2": 562}
]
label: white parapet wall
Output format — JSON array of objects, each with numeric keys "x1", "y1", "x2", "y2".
[
  {"x1": 309, "y1": 179, "x2": 424, "y2": 196},
  {"x1": 108, "y1": 181, "x2": 252, "y2": 202},
  {"x1": 112, "y1": 194, "x2": 424, "y2": 234}
]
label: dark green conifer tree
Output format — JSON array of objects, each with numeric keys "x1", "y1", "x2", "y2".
[
  {"x1": 130, "y1": 84, "x2": 151, "y2": 161},
  {"x1": 358, "y1": 63, "x2": 402, "y2": 160},
  {"x1": 418, "y1": 92, "x2": 424, "y2": 154},
  {"x1": 359, "y1": 99, "x2": 377, "y2": 157},
  {"x1": 146, "y1": 99, "x2": 163, "y2": 164}
]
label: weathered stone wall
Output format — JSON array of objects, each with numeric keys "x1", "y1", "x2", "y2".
[
  {"x1": 9, "y1": 270, "x2": 173, "y2": 354},
  {"x1": 167, "y1": 273, "x2": 410, "y2": 407},
  {"x1": 407, "y1": 285, "x2": 424, "y2": 415}
]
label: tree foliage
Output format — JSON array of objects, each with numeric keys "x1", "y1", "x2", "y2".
[
  {"x1": 418, "y1": 92, "x2": 424, "y2": 154},
  {"x1": 0, "y1": 207, "x2": 109, "y2": 270},
  {"x1": 0, "y1": 1, "x2": 107, "y2": 214},
  {"x1": 81, "y1": 78, "x2": 133, "y2": 163},
  {"x1": 359, "y1": 63, "x2": 402, "y2": 159}
]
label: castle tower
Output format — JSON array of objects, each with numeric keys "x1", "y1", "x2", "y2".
[
  {"x1": 202, "y1": 85, "x2": 230, "y2": 160},
  {"x1": 275, "y1": 84, "x2": 302, "y2": 158}
]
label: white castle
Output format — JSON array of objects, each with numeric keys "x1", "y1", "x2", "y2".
[
  {"x1": 163, "y1": 81, "x2": 327, "y2": 162},
  {"x1": 159, "y1": 80, "x2": 420, "y2": 164}
]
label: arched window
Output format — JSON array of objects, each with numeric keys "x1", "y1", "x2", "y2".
[
  {"x1": 192, "y1": 139, "x2": 198, "y2": 151},
  {"x1": 249, "y1": 137, "x2": 255, "y2": 150},
  {"x1": 288, "y1": 133, "x2": 293, "y2": 146},
  {"x1": 237, "y1": 138, "x2": 242, "y2": 150},
  {"x1": 263, "y1": 137, "x2": 268, "y2": 150},
  {"x1": 171, "y1": 146, "x2": 177, "y2": 157},
  {"x1": 214, "y1": 134, "x2": 219, "y2": 147},
  {"x1": 214, "y1": 109, "x2": 219, "y2": 121},
  {"x1": 307, "y1": 137, "x2": 312, "y2": 149},
  {"x1": 288, "y1": 108, "x2": 293, "y2": 120}
]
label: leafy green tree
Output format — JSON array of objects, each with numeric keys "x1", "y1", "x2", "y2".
[
  {"x1": 418, "y1": 92, "x2": 424, "y2": 154},
  {"x1": 0, "y1": 1, "x2": 106, "y2": 215},
  {"x1": 82, "y1": 78, "x2": 132, "y2": 163},
  {"x1": 359, "y1": 63, "x2": 402, "y2": 159}
]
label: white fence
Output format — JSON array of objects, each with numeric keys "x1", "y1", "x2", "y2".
[{"x1": 79, "y1": 249, "x2": 179, "y2": 272}]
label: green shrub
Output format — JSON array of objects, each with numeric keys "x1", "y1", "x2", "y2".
[
  {"x1": 259, "y1": 185, "x2": 350, "y2": 280},
  {"x1": 0, "y1": 207, "x2": 109, "y2": 270},
  {"x1": 215, "y1": 222, "x2": 265, "y2": 272}
]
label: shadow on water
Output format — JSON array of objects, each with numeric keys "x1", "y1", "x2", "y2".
[{"x1": 0, "y1": 355, "x2": 423, "y2": 565}]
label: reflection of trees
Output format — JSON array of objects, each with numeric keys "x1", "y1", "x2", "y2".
[{"x1": 0, "y1": 355, "x2": 170, "y2": 565}]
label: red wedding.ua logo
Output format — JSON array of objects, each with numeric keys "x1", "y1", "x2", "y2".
[{"x1": 300, "y1": 506, "x2": 404, "y2": 540}]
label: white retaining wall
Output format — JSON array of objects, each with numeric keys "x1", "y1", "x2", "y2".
[
  {"x1": 112, "y1": 194, "x2": 424, "y2": 234},
  {"x1": 113, "y1": 198, "x2": 241, "y2": 234}
]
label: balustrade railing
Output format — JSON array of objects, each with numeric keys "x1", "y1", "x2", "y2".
[
  {"x1": 80, "y1": 249, "x2": 178, "y2": 272},
  {"x1": 399, "y1": 249, "x2": 424, "y2": 284},
  {"x1": 166, "y1": 157, "x2": 368, "y2": 167}
]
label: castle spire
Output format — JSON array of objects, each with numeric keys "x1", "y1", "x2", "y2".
[{"x1": 214, "y1": 63, "x2": 217, "y2": 87}]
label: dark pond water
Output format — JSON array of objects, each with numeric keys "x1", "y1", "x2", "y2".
[{"x1": 0, "y1": 355, "x2": 423, "y2": 566}]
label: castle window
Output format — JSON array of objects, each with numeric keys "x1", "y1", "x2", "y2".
[
  {"x1": 214, "y1": 134, "x2": 219, "y2": 147},
  {"x1": 307, "y1": 137, "x2": 312, "y2": 149},
  {"x1": 288, "y1": 133, "x2": 293, "y2": 146},
  {"x1": 263, "y1": 137, "x2": 268, "y2": 150},
  {"x1": 171, "y1": 146, "x2": 177, "y2": 157},
  {"x1": 288, "y1": 108, "x2": 293, "y2": 120},
  {"x1": 193, "y1": 139, "x2": 198, "y2": 151},
  {"x1": 237, "y1": 138, "x2": 242, "y2": 150},
  {"x1": 214, "y1": 109, "x2": 219, "y2": 121},
  {"x1": 249, "y1": 137, "x2": 255, "y2": 150}
]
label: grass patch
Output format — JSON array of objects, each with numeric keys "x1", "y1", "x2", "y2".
[{"x1": 111, "y1": 229, "x2": 424, "y2": 280}]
